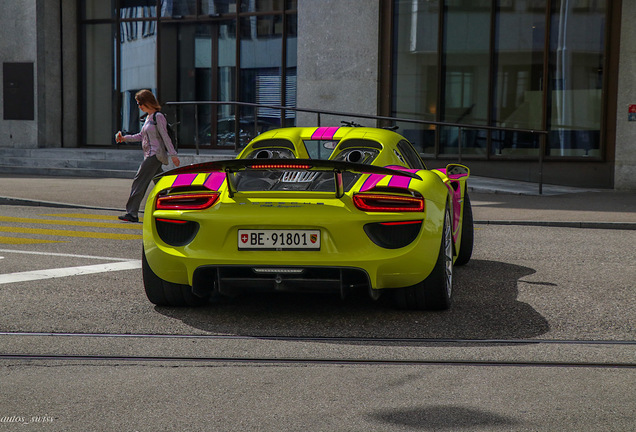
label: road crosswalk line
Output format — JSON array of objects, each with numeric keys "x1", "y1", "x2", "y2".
[{"x1": 0, "y1": 260, "x2": 141, "y2": 285}]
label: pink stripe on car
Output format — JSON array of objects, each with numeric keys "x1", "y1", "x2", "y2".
[
  {"x1": 203, "y1": 172, "x2": 226, "y2": 191},
  {"x1": 311, "y1": 127, "x2": 339, "y2": 140},
  {"x1": 172, "y1": 173, "x2": 198, "y2": 187}
]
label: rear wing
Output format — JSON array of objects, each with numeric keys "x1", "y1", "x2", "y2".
[{"x1": 159, "y1": 158, "x2": 422, "y2": 198}]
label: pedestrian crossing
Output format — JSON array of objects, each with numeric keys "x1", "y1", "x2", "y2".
[{"x1": 0, "y1": 213, "x2": 143, "y2": 245}]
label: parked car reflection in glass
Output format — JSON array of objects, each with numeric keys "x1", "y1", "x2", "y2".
[{"x1": 198, "y1": 117, "x2": 279, "y2": 147}]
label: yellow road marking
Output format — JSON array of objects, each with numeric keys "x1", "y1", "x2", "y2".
[
  {"x1": 0, "y1": 226, "x2": 142, "y2": 240},
  {"x1": 0, "y1": 215, "x2": 142, "y2": 230},
  {"x1": 0, "y1": 235, "x2": 64, "y2": 245},
  {"x1": 41, "y1": 213, "x2": 126, "y2": 221}
]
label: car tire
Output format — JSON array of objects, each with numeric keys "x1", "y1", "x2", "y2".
[
  {"x1": 395, "y1": 206, "x2": 454, "y2": 310},
  {"x1": 454, "y1": 192, "x2": 474, "y2": 266},
  {"x1": 142, "y1": 249, "x2": 207, "y2": 307}
]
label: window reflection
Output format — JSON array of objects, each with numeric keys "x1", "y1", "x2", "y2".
[
  {"x1": 156, "y1": 8, "x2": 296, "y2": 149},
  {"x1": 161, "y1": 0, "x2": 197, "y2": 17},
  {"x1": 392, "y1": 0, "x2": 439, "y2": 155},
  {"x1": 440, "y1": 0, "x2": 490, "y2": 156},
  {"x1": 118, "y1": 5, "x2": 157, "y2": 136},
  {"x1": 83, "y1": 0, "x2": 113, "y2": 20},
  {"x1": 493, "y1": 1, "x2": 545, "y2": 156},
  {"x1": 548, "y1": 0, "x2": 605, "y2": 156},
  {"x1": 202, "y1": 0, "x2": 236, "y2": 15},
  {"x1": 241, "y1": 0, "x2": 286, "y2": 13},
  {"x1": 391, "y1": 0, "x2": 607, "y2": 159}
]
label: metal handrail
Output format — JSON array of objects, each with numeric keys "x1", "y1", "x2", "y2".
[{"x1": 165, "y1": 100, "x2": 549, "y2": 193}]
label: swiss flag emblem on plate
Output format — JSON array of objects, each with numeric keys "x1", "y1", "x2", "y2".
[{"x1": 241, "y1": 234, "x2": 248, "y2": 243}]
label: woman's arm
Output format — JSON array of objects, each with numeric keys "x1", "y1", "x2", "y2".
[{"x1": 115, "y1": 130, "x2": 142, "y2": 143}]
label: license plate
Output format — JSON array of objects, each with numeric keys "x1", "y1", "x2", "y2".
[{"x1": 238, "y1": 229, "x2": 321, "y2": 250}]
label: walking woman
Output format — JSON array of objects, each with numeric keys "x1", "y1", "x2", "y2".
[{"x1": 115, "y1": 89, "x2": 180, "y2": 222}]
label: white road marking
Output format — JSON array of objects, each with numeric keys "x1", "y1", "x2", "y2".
[
  {"x1": 0, "y1": 260, "x2": 141, "y2": 285},
  {"x1": 0, "y1": 248, "x2": 132, "y2": 261},
  {"x1": 0, "y1": 248, "x2": 141, "y2": 285}
]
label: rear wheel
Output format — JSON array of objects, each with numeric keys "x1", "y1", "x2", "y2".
[
  {"x1": 142, "y1": 249, "x2": 207, "y2": 307},
  {"x1": 395, "y1": 207, "x2": 454, "y2": 310},
  {"x1": 455, "y1": 192, "x2": 474, "y2": 266}
]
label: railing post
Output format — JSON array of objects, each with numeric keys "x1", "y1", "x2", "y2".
[
  {"x1": 194, "y1": 104, "x2": 200, "y2": 155},
  {"x1": 457, "y1": 127, "x2": 463, "y2": 164},
  {"x1": 539, "y1": 132, "x2": 545, "y2": 195}
]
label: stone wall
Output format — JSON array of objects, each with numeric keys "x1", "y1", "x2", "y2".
[
  {"x1": 0, "y1": 0, "x2": 38, "y2": 148},
  {"x1": 0, "y1": 0, "x2": 76, "y2": 149}
]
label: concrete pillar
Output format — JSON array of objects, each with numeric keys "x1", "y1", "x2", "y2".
[
  {"x1": 296, "y1": 0, "x2": 380, "y2": 127},
  {"x1": 36, "y1": 0, "x2": 62, "y2": 148},
  {"x1": 615, "y1": 1, "x2": 636, "y2": 190}
]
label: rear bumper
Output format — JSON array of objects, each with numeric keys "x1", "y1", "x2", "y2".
[{"x1": 191, "y1": 265, "x2": 370, "y2": 298}]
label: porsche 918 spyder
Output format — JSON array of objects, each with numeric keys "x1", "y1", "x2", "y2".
[{"x1": 142, "y1": 126, "x2": 473, "y2": 310}]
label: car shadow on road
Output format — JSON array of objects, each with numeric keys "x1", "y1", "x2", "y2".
[
  {"x1": 157, "y1": 259, "x2": 550, "y2": 340},
  {"x1": 370, "y1": 405, "x2": 523, "y2": 430}
]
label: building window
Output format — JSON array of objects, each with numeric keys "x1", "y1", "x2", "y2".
[
  {"x1": 391, "y1": 0, "x2": 608, "y2": 161},
  {"x1": 80, "y1": 0, "x2": 297, "y2": 148}
]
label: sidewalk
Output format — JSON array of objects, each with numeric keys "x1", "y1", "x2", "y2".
[{"x1": 1, "y1": 174, "x2": 635, "y2": 229}]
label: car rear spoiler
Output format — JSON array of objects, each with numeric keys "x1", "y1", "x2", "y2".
[{"x1": 158, "y1": 158, "x2": 422, "y2": 198}]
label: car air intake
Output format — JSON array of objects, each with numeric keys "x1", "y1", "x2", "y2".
[
  {"x1": 363, "y1": 220, "x2": 422, "y2": 249},
  {"x1": 155, "y1": 219, "x2": 199, "y2": 246}
]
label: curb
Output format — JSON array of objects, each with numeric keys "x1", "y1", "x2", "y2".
[
  {"x1": 475, "y1": 220, "x2": 636, "y2": 231},
  {"x1": 0, "y1": 196, "x2": 122, "y2": 213}
]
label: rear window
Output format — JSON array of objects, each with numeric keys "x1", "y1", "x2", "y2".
[{"x1": 302, "y1": 140, "x2": 338, "y2": 160}]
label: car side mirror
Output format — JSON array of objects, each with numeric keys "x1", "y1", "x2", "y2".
[{"x1": 446, "y1": 164, "x2": 470, "y2": 177}]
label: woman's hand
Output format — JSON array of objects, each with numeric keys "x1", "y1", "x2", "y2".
[
  {"x1": 171, "y1": 155, "x2": 180, "y2": 167},
  {"x1": 115, "y1": 131, "x2": 124, "y2": 143}
]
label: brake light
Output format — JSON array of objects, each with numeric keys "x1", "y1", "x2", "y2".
[
  {"x1": 379, "y1": 220, "x2": 423, "y2": 226},
  {"x1": 156, "y1": 192, "x2": 220, "y2": 210},
  {"x1": 250, "y1": 164, "x2": 312, "y2": 170},
  {"x1": 353, "y1": 194, "x2": 425, "y2": 212},
  {"x1": 155, "y1": 218, "x2": 189, "y2": 224}
]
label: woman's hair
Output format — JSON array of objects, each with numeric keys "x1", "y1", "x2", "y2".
[{"x1": 135, "y1": 89, "x2": 161, "y2": 111}]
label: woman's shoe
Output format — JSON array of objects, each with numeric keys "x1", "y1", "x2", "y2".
[{"x1": 118, "y1": 213, "x2": 139, "y2": 223}]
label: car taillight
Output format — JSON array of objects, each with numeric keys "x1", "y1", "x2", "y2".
[
  {"x1": 352, "y1": 193, "x2": 425, "y2": 212},
  {"x1": 156, "y1": 192, "x2": 220, "y2": 210}
]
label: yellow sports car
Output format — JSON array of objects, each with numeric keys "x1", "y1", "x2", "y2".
[{"x1": 142, "y1": 126, "x2": 473, "y2": 310}]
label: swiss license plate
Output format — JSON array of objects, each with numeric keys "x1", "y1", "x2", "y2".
[{"x1": 238, "y1": 229, "x2": 321, "y2": 250}]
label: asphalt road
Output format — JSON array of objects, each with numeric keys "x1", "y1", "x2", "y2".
[{"x1": 0, "y1": 203, "x2": 634, "y2": 431}]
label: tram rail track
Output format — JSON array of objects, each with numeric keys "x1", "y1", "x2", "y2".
[
  {"x1": 1, "y1": 331, "x2": 636, "y2": 345},
  {"x1": 1, "y1": 331, "x2": 634, "y2": 369}
]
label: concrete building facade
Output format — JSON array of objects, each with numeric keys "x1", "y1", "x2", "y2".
[{"x1": 0, "y1": 0, "x2": 634, "y2": 190}]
